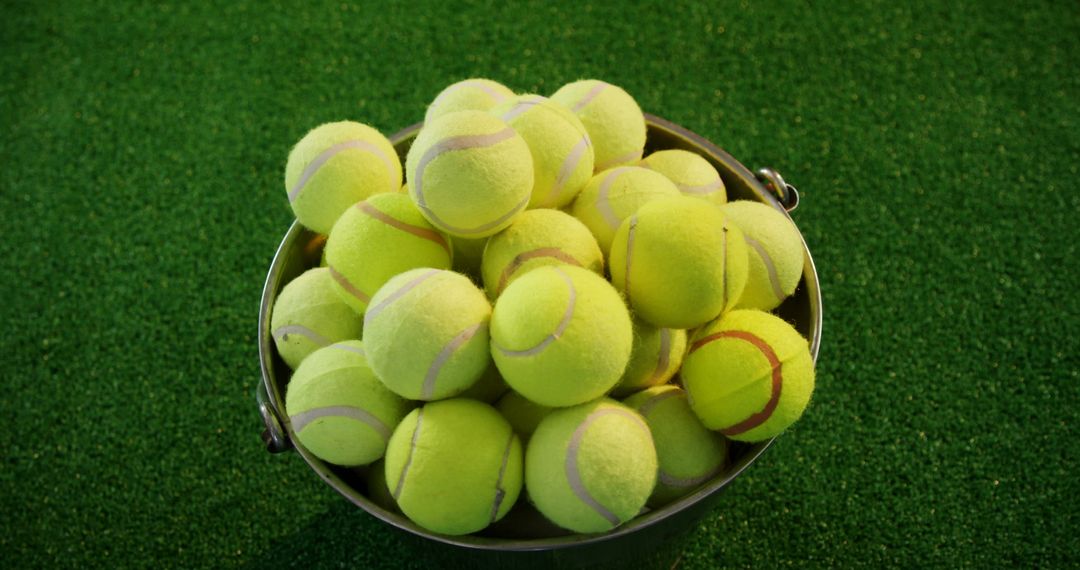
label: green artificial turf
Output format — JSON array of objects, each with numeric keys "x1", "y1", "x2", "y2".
[{"x1": 2, "y1": 0, "x2": 1078, "y2": 568}]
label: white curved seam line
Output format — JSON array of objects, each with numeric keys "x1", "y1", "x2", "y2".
[
  {"x1": 648, "y1": 328, "x2": 673, "y2": 385},
  {"x1": 596, "y1": 167, "x2": 631, "y2": 230},
  {"x1": 565, "y1": 407, "x2": 650, "y2": 526},
  {"x1": 272, "y1": 325, "x2": 331, "y2": 347},
  {"x1": 744, "y1": 235, "x2": 786, "y2": 301},
  {"x1": 494, "y1": 268, "x2": 576, "y2": 357},
  {"x1": 677, "y1": 178, "x2": 724, "y2": 195},
  {"x1": 428, "y1": 80, "x2": 508, "y2": 114},
  {"x1": 489, "y1": 430, "x2": 516, "y2": 524},
  {"x1": 596, "y1": 148, "x2": 645, "y2": 171},
  {"x1": 636, "y1": 387, "x2": 681, "y2": 416},
  {"x1": 499, "y1": 96, "x2": 544, "y2": 122},
  {"x1": 289, "y1": 140, "x2": 392, "y2": 202},
  {"x1": 364, "y1": 269, "x2": 440, "y2": 324},
  {"x1": 392, "y1": 408, "x2": 423, "y2": 500},
  {"x1": 571, "y1": 82, "x2": 608, "y2": 112},
  {"x1": 422, "y1": 322, "x2": 485, "y2": 399},
  {"x1": 290, "y1": 405, "x2": 391, "y2": 441},
  {"x1": 541, "y1": 135, "x2": 590, "y2": 207},
  {"x1": 328, "y1": 343, "x2": 365, "y2": 357},
  {"x1": 623, "y1": 215, "x2": 638, "y2": 306}
]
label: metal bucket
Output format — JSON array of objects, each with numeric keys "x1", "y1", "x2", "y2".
[{"x1": 256, "y1": 114, "x2": 822, "y2": 569}]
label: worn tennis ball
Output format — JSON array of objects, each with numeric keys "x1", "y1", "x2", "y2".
[
  {"x1": 611, "y1": 320, "x2": 687, "y2": 397},
  {"x1": 425, "y1": 78, "x2": 515, "y2": 124},
  {"x1": 610, "y1": 196, "x2": 749, "y2": 329},
  {"x1": 406, "y1": 110, "x2": 533, "y2": 238},
  {"x1": 385, "y1": 398, "x2": 523, "y2": 535},
  {"x1": 495, "y1": 390, "x2": 554, "y2": 442},
  {"x1": 480, "y1": 209, "x2": 604, "y2": 299},
  {"x1": 270, "y1": 267, "x2": 363, "y2": 370},
  {"x1": 639, "y1": 150, "x2": 727, "y2": 206},
  {"x1": 570, "y1": 166, "x2": 680, "y2": 255},
  {"x1": 324, "y1": 193, "x2": 453, "y2": 315},
  {"x1": 363, "y1": 268, "x2": 492, "y2": 401},
  {"x1": 682, "y1": 309, "x2": 815, "y2": 442},
  {"x1": 525, "y1": 398, "x2": 657, "y2": 534},
  {"x1": 285, "y1": 341, "x2": 412, "y2": 467},
  {"x1": 550, "y1": 80, "x2": 647, "y2": 171},
  {"x1": 722, "y1": 200, "x2": 805, "y2": 311},
  {"x1": 623, "y1": 385, "x2": 727, "y2": 506},
  {"x1": 490, "y1": 265, "x2": 633, "y2": 407},
  {"x1": 490, "y1": 94, "x2": 594, "y2": 209},
  {"x1": 284, "y1": 121, "x2": 401, "y2": 235},
  {"x1": 457, "y1": 361, "x2": 509, "y2": 404}
]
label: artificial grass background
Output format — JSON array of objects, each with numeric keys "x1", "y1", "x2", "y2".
[{"x1": 2, "y1": 0, "x2": 1077, "y2": 567}]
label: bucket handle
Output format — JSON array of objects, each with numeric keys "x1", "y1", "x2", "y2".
[
  {"x1": 755, "y1": 168, "x2": 799, "y2": 212},
  {"x1": 256, "y1": 382, "x2": 292, "y2": 453}
]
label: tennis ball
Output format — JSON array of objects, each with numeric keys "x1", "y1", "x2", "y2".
[
  {"x1": 490, "y1": 94, "x2": 594, "y2": 208},
  {"x1": 550, "y1": 80, "x2": 647, "y2": 171},
  {"x1": 639, "y1": 150, "x2": 727, "y2": 206},
  {"x1": 285, "y1": 121, "x2": 401, "y2": 235},
  {"x1": 681, "y1": 309, "x2": 815, "y2": 442},
  {"x1": 406, "y1": 110, "x2": 533, "y2": 238},
  {"x1": 570, "y1": 166, "x2": 680, "y2": 255},
  {"x1": 363, "y1": 268, "x2": 492, "y2": 400},
  {"x1": 285, "y1": 341, "x2": 412, "y2": 466},
  {"x1": 270, "y1": 267, "x2": 363, "y2": 370},
  {"x1": 490, "y1": 265, "x2": 633, "y2": 407},
  {"x1": 623, "y1": 385, "x2": 727, "y2": 506},
  {"x1": 609, "y1": 196, "x2": 749, "y2": 329},
  {"x1": 451, "y1": 235, "x2": 488, "y2": 278},
  {"x1": 425, "y1": 78, "x2": 515, "y2": 124},
  {"x1": 480, "y1": 209, "x2": 604, "y2": 299},
  {"x1": 723, "y1": 200, "x2": 805, "y2": 311},
  {"x1": 385, "y1": 398, "x2": 523, "y2": 535},
  {"x1": 525, "y1": 398, "x2": 657, "y2": 533},
  {"x1": 457, "y1": 361, "x2": 509, "y2": 404},
  {"x1": 611, "y1": 320, "x2": 687, "y2": 397},
  {"x1": 324, "y1": 193, "x2": 452, "y2": 315},
  {"x1": 495, "y1": 390, "x2": 554, "y2": 442}
]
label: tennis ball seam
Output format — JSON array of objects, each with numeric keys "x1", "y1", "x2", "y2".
[
  {"x1": 290, "y1": 405, "x2": 392, "y2": 442},
  {"x1": 363, "y1": 268, "x2": 441, "y2": 323},
  {"x1": 565, "y1": 407, "x2": 651, "y2": 526},
  {"x1": 622, "y1": 214, "x2": 638, "y2": 307},
  {"x1": 646, "y1": 329, "x2": 673, "y2": 386},
  {"x1": 688, "y1": 329, "x2": 782, "y2": 436},
  {"x1": 421, "y1": 322, "x2": 485, "y2": 400},
  {"x1": 743, "y1": 234, "x2": 787, "y2": 302},
  {"x1": 639, "y1": 156, "x2": 723, "y2": 196},
  {"x1": 327, "y1": 343, "x2": 365, "y2": 356},
  {"x1": 358, "y1": 201, "x2": 452, "y2": 258},
  {"x1": 596, "y1": 167, "x2": 633, "y2": 229},
  {"x1": 542, "y1": 136, "x2": 591, "y2": 207},
  {"x1": 328, "y1": 266, "x2": 372, "y2": 305},
  {"x1": 492, "y1": 267, "x2": 575, "y2": 357},
  {"x1": 489, "y1": 428, "x2": 516, "y2": 524},
  {"x1": 272, "y1": 324, "x2": 331, "y2": 347},
  {"x1": 411, "y1": 128, "x2": 530, "y2": 236},
  {"x1": 495, "y1": 247, "x2": 584, "y2": 296},
  {"x1": 391, "y1": 407, "x2": 423, "y2": 501},
  {"x1": 428, "y1": 80, "x2": 510, "y2": 116},
  {"x1": 288, "y1": 140, "x2": 396, "y2": 203}
]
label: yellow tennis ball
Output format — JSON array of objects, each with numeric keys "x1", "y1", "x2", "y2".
[
  {"x1": 639, "y1": 149, "x2": 727, "y2": 206},
  {"x1": 363, "y1": 269, "x2": 492, "y2": 401},
  {"x1": 490, "y1": 94, "x2": 595, "y2": 209},
  {"x1": 723, "y1": 200, "x2": 805, "y2": 311},
  {"x1": 682, "y1": 310, "x2": 815, "y2": 442},
  {"x1": 480, "y1": 209, "x2": 604, "y2": 299},
  {"x1": 550, "y1": 79, "x2": 647, "y2": 171},
  {"x1": 570, "y1": 166, "x2": 680, "y2": 255},
  {"x1": 324, "y1": 193, "x2": 452, "y2": 315},
  {"x1": 270, "y1": 267, "x2": 363, "y2": 370},
  {"x1": 610, "y1": 195, "x2": 749, "y2": 329},
  {"x1": 495, "y1": 390, "x2": 554, "y2": 442},
  {"x1": 490, "y1": 265, "x2": 633, "y2": 407},
  {"x1": 525, "y1": 398, "x2": 657, "y2": 534},
  {"x1": 284, "y1": 121, "x2": 401, "y2": 235},
  {"x1": 610, "y1": 320, "x2": 687, "y2": 397},
  {"x1": 285, "y1": 341, "x2": 412, "y2": 467},
  {"x1": 623, "y1": 385, "x2": 728, "y2": 506},
  {"x1": 406, "y1": 110, "x2": 533, "y2": 238},
  {"x1": 385, "y1": 398, "x2": 523, "y2": 535},
  {"x1": 425, "y1": 78, "x2": 515, "y2": 124}
]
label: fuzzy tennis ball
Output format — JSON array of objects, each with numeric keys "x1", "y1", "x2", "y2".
[
  {"x1": 490, "y1": 265, "x2": 633, "y2": 407},
  {"x1": 324, "y1": 193, "x2": 452, "y2": 315},
  {"x1": 425, "y1": 78, "x2": 515, "y2": 124},
  {"x1": 570, "y1": 166, "x2": 680, "y2": 255},
  {"x1": 611, "y1": 320, "x2": 687, "y2": 397},
  {"x1": 284, "y1": 121, "x2": 401, "y2": 235},
  {"x1": 550, "y1": 79, "x2": 647, "y2": 171},
  {"x1": 525, "y1": 398, "x2": 657, "y2": 533},
  {"x1": 363, "y1": 268, "x2": 492, "y2": 400},
  {"x1": 609, "y1": 195, "x2": 749, "y2": 329},
  {"x1": 457, "y1": 361, "x2": 509, "y2": 404},
  {"x1": 495, "y1": 390, "x2": 554, "y2": 442},
  {"x1": 682, "y1": 309, "x2": 815, "y2": 442},
  {"x1": 480, "y1": 209, "x2": 604, "y2": 299},
  {"x1": 270, "y1": 267, "x2": 363, "y2": 370},
  {"x1": 406, "y1": 110, "x2": 533, "y2": 238},
  {"x1": 723, "y1": 200, "x2": 805, "y2": 311},
  {"x1": 285, "y1": 341, "x2": 412, "y2": 467},
  {"x1": 490, "y1": 94, "x2": 594, "y2": 208},
  {"x1": 639, "y1": 149, "x2": 727, "y2": 206},
  {"x1": 385, "y1": 398, "x2": 523, "y2": 535},
  {"x1": 623, "y1": 385, "x2": 727, "y2": 506}
]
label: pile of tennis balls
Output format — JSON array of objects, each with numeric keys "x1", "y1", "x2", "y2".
[{"x1": 271, "y1": 78, "x2": 816, "y2": 537}]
